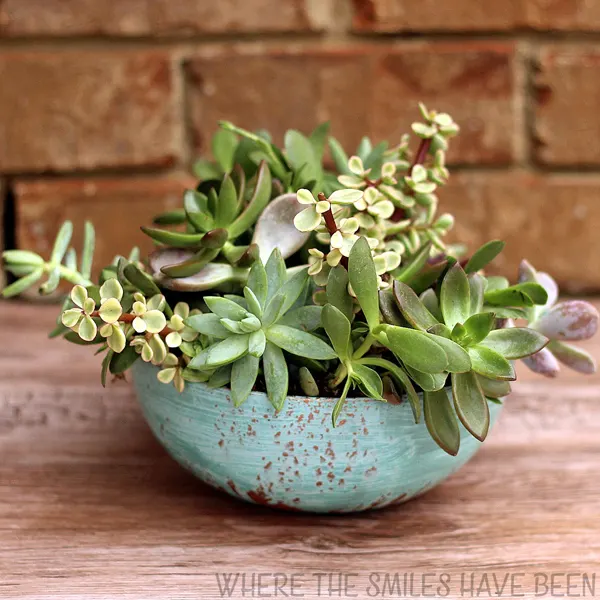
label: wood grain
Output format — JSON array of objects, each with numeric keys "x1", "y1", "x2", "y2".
[{"x1": 1, "y1": 302, "x2": 599, "y2": 599}]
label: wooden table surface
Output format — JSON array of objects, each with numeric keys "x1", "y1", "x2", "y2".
[{"x1": 1, "y1": 302, "x2": 599, "y2": 600}]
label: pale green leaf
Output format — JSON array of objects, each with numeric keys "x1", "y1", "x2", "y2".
[
  {"x1": 464, "y1": 240, "x2": 505, "y2": 274},
  {"x1": 231, "y1": 354, "x2": 259, "y2": 407},
  {"x1": 348, "y1": 236, "x2": 380, "y2": 331},
  {"x1": 424, "y1": 388, "x2": 461, "y2": 456},
  {"x1": 185, "y1": 313, "x2": 230, "y2": 339},
  {"x1": 393, "y1": 280, "x2": 438, "y2": 331},
  {"x1": 452, "y1": 371, "x2": 490, "y2": 441},
  {"x1": 263, "y1": 341, "x2": 288, "y2": 410},
  {"x1": 327, "y1": 265, "x2": 353, "y2": 322},
  {"x1": 468, "y1": 345, "x2": 516, "y2": 381},
  {"x1": 266, "y1": 325, "x2": 336, "y2": 360},
  {"x1": 382, "y1": 325, "x2": 448, "y2": 374},
  {"x1": 322, "y1": 304, "x2": 351, "y2": 361},
  {"x1": 480, "y1": 327, "x2": 548, "y2": 359},
  {"x1": 440, "y1": 263, "x2": 470, "y2": 330},
  {"x1": 352, "y1": 364, "x2": 384, "y2": 401},
  {"x1": 190, "y1": 334, "x2": 249, "y2": 369},
  {"x1": 425, "y1": 333, "x2": 471, "y2": 373},
  {"x1": 205, "y1": 296, "x2": 248, "y2": 320}
]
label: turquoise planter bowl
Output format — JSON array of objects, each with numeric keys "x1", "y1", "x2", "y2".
[{"x1": 132, "y1": 361, "x2": 503, "y2": 513}]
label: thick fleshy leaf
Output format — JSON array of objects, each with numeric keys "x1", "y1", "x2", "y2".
[
  {"x1": 158, "y1": 262, "x2": 244, "y2": 293},
  {"x1": 265, "y1": 248, "x2": 286, "y2": 302},
  {"x1": 327, "y1": 266, "x2": 354, "y2": 323},
  {"x1": 420, "y1": 288, "x2": 443, "y2": 321},
  {"x1": 279, "y1": 306, "x2": 322, "y2": 332},
  {"x1": 141, "y1": 227, "x2": 207, "y2": 248},
  {"x1": 548, "y1": 341, "x2": 597, "y2": 374},
  {"x1": 452, "y1": 371, "x2": 490, "y2": 442},
  {"x1": 394, "y1": 242, "x2": 432, "y2": 284},
  {"x1": 243, "y1": 287, "x2": 263, "y2": 318},
  {"x1": 381, "y1": 325, "x2": 448, "y2": 374},
  {"x1": 440, "y1": 263, "x2": 470, "y2": 330},
  {"x1": 393, "y1": 280, "x2": 438, "y2": 331},
  {"x1": 185, "y1": 313, "x2": 230, "y2": 339},
  {"x1": 123, "y1": 261, "x2": 163, "y2": 299},
  {"x1": 99, "y1": 278, "x2": 123, "y2": 302},
  {"x1": 260, "y1": 290, "x2": 285, "y2": 328},
  {"x1": 285, "y1": 129, "x2": 321, "y2": 184},
  {"x1": 2, "y1": 249, "x2": 44, "y2": 266},
  {"x1": 212, "y1": 128, "x2": 238, "y2": 172},
  {"x1": 214, "y1": 174, "x2": 238, "y2": 228},
  {"x1": 231, "y1": 354, "x2": 260, "y2": 407},
  {"x1": 78, "y1": 315, "x2": 98, "y2": 342},
  {"x1": 190, "y1": 334, "x2": 250, "y2": 369},
  {"x1": 143, "y1": 310, "x2": 167, "y2": 334},
  {"x1": 480, "y1": 327, "x2": 548, "y2": 359},
  {"x1": 464, "y1": 240, "x2": 505, "y2": 274},
  {"x1": 98, "y1": 298, "x2": 123, "y2": 324},
  {"x1": 50, "y1": 221, "x2": 73, "y2": 264},
  {"x1": 247, "y1": 259, "x2": 268, "y2": 307},
  {"x1": 293, "y1": 206, "x2": 320, "y2": 232},
  {"x1": 266, "y1": 325, "x2": 336, "y2": 360},
  {"x1": 425, "y1": 333, "x2": 471, "y2": 373},
  {"x1": 248, "y1": 329, "x2": 267, "y2": 357},
  {"x1": 379, "y1": 289, "x2": 405, "y2": 326},
  {"x1": 205, "y1": 296, "x2": 248, "y2": 321},
  {"x1": 262, "y1": 341, "x2": 288, "y2": 410},
  {"x1": 328, "y1": 137, "x2": 350, "y2": 174},
  {"x1": 109, "y1": 345, "x2": 139, "y2": 375},
  {"x1": 359, "y1": 357, "x2": 421, "y2": 423},
  {"x1": 477, "y1": 375, "x2": 511, "y2": 399},
  {"x1": 522, "y1": 347, "x2": 560, "y2": 378},
  {"x1": 352, "y1": 364, "x2": 384, "y2": 401},
  {"x1": 207, "y1": 365, "x2": 232, "y2": 389},
  {"x1": 485, "y1": 282, "x2": 548, "y2": 308},
  {"x1": 80, "y1": 221, "x2": 95, "y2": 280},
  {"x1": 309, "y1": 121, "x2": 330, "y2": 161},
  {"x1": 279, "y1": 269, "x2": 310, "y2": 315},
  {"x1": 322, "y1": 304, "x2": 352, "y2": 361},
  {"x1": 228, "y1": 162, "x2": 272, "y2": 240},
  {"x1": 348, "y1": 237, "x2": 380, "y2": 331},
  {"x1": 468, "y1": 345, "x2": 516, "y2": 381},
  {"x1": 424, "y1": 388, "x2": 461, "y2": 456},
  {"x1": 463, "y1": 312, "x2": 496, "y2": 345},
  {"x1": 469, "y1": 273, "x2": 485, "y2": 316},
  {"x1": 405, "y1": 365, "x2": 448, "y2": 392},
  {"x1": 1, "y1": 267, "x2": 43, "y2": 298},
  {"x1": 534, "y1": 301, "x2": 599, "y2": 341},
  {"x1": 253, "y1": 193, "x2": 310, "y2": 263},
  {"x1": 299, "y1": 367, "x2": 320, "y2": 396}
]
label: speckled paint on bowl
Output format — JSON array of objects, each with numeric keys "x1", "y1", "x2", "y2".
[{"x1": 132, "y1": 361, "x2": 503, "y2": 513}]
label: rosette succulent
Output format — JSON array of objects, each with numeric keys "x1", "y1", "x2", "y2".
[{"x1": 3, "y1": 104, "x2": 597, "y2": 456}]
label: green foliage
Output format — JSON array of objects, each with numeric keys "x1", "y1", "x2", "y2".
[{"x1": 3, "y1": 103, "x2": 597, "y2": 458}]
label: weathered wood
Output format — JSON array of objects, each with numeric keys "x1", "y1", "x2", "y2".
[{"x1": 1, "y1": 302, "x2": 599, "y2": 599}]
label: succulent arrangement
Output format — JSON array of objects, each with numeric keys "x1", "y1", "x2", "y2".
[{"x1": 3, "y1": 104, "x2": 598, "y2": 456}]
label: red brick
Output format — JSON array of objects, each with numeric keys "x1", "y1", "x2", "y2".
[
  {"x1": 0, "y1": 0, "x2": 318, "y2": 37},
  {"x1": 369, "y1": 43, "x2": 517, "y2": 165},
  {"x1": 443, "y1": 171, "x2": 600, "y2": 293},
  {"x1": 0, "y1": 51, "x2": 179, "y2": 173},
  {"x1": 15, "y1": 175, "x2": 195, "y2": 279},
  {"x1": 534, "y1": 45, "x2": 600, "y2": 166},
  {"x1": 353, "y1": 0, "x2": 519, "y2": 32},
  {"x1": 186, "y1": 43, "x2": 517, "y2": 165},
  {"x1": 353, "y1": 0, "x2": 600, "y2": 32}
]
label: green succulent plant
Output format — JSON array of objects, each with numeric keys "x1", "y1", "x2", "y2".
[
  {"x1": 183, "y1": 250, "x2": 335, "y2": 408},
  {"x1": 2, "y1": 103, "x2": 598, "y2": 457}
]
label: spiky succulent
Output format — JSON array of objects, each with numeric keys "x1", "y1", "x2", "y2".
[{"x1": 2, "y1": 104, "x2": 597, "y2": 456}]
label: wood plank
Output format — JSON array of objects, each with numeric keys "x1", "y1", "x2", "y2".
[{"x1": 1, "y1": 302, "x2": 599, "y2": 599}]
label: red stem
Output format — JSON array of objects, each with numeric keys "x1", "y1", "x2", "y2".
[{"x1": 319, "y1": 194, "x2": 349, "y2": 269}]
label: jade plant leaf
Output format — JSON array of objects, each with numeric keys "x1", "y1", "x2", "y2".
[
  {"x1": 425, "y1": 333, "x2": 471, "y2": 373},
  {"x1": 381, "y1": 325, "x2": 448, "y2": 374},
  {"x1": 393, "y1": 280, "x2": 438, "y2": 331},
  {"x1": 352, "y1": 364, "x2": 384, "y2": 401},
  {"x1": 348, "y1": 237, "x2": 380, "y2": 331},
  {"x1": 452, "y1": 371, "x2": 490, "y2": 441},
  {"x1": 479, "y1": 327, "x2": 548, "y2": 359},
  {"x1": 440, "y1": 263, "x2": 470, "y2": 330},
  {"x1": 464, "y1": 240, "x2": 505, "y2": 274},
  {"x1": 468, "y1": 345, "x2": 516, "y2": 381},
  {"x1": 424, "y1": 388, "x2": 460, "y2": 456}
]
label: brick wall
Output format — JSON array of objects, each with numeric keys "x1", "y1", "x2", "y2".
[{"x1": 1, "y1": 0, "x2": 599, "y2": 292}]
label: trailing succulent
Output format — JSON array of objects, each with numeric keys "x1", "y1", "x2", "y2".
[{"x1": 3, "y1": 104, "x2": 598, "y2": 456}]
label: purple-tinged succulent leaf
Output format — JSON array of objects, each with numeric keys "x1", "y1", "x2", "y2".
[
  {"x1": 548, "y1": 341, "x2": 597, "y2": 375},
  {"x1": 534, "y1": 300, "x2": 599, "y2": 341},
  {"x1": 535, "y1": 272, "x2": 559, "y2": 311},
  {"x1": 522, "y1": 347, "x2": 560, "y2": 378},
  {"x1": 518, "y1": 259, "x2": 537, "y2": 284},
  {"x1": 252, "y1": 193, "x2": 309, "y2": 263}
]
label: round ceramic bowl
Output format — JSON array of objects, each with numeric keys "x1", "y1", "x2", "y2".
[{"x1": 132, "y1": 361, "x2": 503, "y2": 513}]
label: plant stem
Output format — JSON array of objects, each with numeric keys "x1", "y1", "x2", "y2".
[
  {"x1": 320, "y1": 194, "x2": 349, "y2": 269},
  {"x1": 330, "y1": 333, "x2": 377, "y2": 389}
]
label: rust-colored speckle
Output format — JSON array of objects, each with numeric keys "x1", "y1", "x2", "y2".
[
  {"x1": 316, "y1": 481, "x2": 323, "y2": 487},
  {"x1": 344, "y1": 466, "x2": 352, "y2": 473},
  {"x1": 327, "y1": 472, "x2": 335, "y2": 481},
  {"x1": 264, "y1": 462, "x2": 272, "y2": 470},
  {"x1": 227, "y1": 480, "x2": 242, "y2": 497},
  {"x1": 363, "y1": 427, "x2": 369, "y2": 435},
  {"x1": 339, "y1": 478, "x2": 345, "y2": 486},
  {"x1": 365, "y1": 466, "x2": 377, "y2": 476},
  {"x1": 285, "y1": 441, "x2": 295, "y2": 451},
  {"x1": 313, "y1": 445, "x2": 319, "y2": 451},
  {"x1": 275, "y1": 432, "x2": 281, "y2": 438},
  {"x1": 316, "y1": 467, "x2": 323, "y2": 476},
  {"x1": 283, "y1": 452, "x2": 289, "y2": 457},
  {"x1": 218, "y1": 439, "x2": 224, "y2": 448}
]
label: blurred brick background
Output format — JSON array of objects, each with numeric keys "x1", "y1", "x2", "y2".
[{"x1": 1, "y1": 0, "x2": 599, "y2": 292}]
